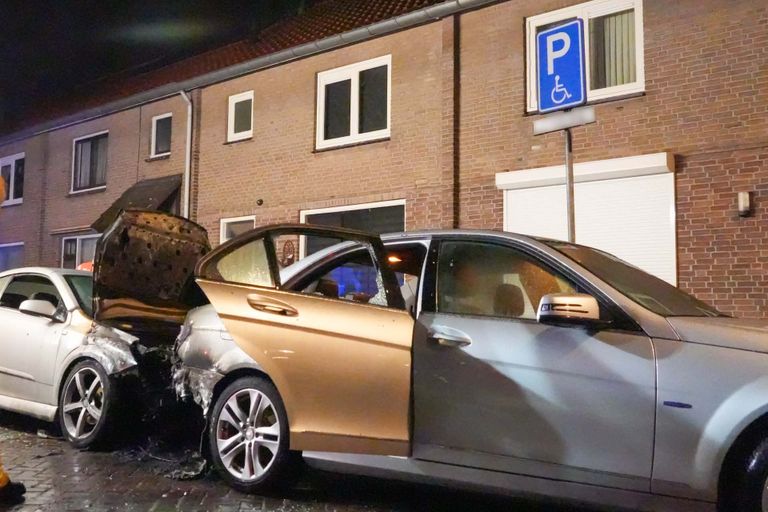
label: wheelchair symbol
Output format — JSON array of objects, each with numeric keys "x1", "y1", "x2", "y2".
[{"x1": 550, "y1": 75, "x2": 572, "y2": 105}]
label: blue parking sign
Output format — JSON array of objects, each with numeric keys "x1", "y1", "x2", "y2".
[{"x1": 536, "y1": 19, "x2": 586, "y2": 113}]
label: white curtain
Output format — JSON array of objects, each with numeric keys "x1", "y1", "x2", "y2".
[{"x1": 590, "y1": 9, "x2": 636, "y2": 89}]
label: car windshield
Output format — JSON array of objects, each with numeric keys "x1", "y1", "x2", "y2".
[
  {"x1": 543, "y1": 241, "x2": 724, "y2": 317},
  {"x1": 64, "y1": 275, "x2": 94, "y2": 318}
]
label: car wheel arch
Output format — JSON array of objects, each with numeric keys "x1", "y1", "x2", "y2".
[
  {"x1": 209, "y1": 367, "x2": 278, "y2": 418},
  {"x1": 717, "y1": 411, "x2": 768, "y2": 507},
  {"x1": 56, "y1": 356, "x2": 103, "y2": 406}
]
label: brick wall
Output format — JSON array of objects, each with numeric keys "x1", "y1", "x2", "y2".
[
  {"x1": 194, "y1": 22, "x2": 450, "y2": 244},
  {"x1": 677, "y1": 148, "x2": 768, "y2": 318},
  {"x1": 0, "y1": 94, "x2": 189, "y2": 267},
  {"x1": 0, "y1": 135, "x2": 47, "y2": 266},
  {"x1": 456, "y1": 0, "x2": 768, "y2": 316}
]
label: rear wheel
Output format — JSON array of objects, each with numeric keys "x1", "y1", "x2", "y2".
[
  {"x1": 208, "y1": 376, "x2": 299, "y2": 493},
  {"x1": 58, "y1": 360, "x2": 116, "y2": 449}
]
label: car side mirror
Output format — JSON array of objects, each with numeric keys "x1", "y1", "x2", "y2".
[
  {"x1": 19, "y1": 299, "x2": 61, "y2": 321},
  {"x1": 537, "y1": 293, "x2": 609, "y2": 329}
]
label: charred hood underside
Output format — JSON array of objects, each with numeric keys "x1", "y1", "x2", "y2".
[{"x1": 93, "y1": 210, "x2": 211, "y2": 342}]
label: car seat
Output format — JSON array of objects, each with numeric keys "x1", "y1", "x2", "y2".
[
  {"x1": 0, "y1": 293, "x2": 26, "y2": 310},
  {"x1": 30, "y1": 292, "x2": 60, "y2": 308},
  {"x1": 494, "y1": 283, "x2": 525, "y2": 318}
]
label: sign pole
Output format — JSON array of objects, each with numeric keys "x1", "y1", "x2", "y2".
[
  {"x1": 535, "y1": 18, "x2": 590, "y2": 244},
  {"x1": 564, "y1": 127, "x2": 575, "y2": 243}
]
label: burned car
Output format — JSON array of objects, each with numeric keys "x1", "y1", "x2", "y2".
[
  {"x1": 0, "y1": 267, "x2": 136, "y2": 448},
  {"x1": 97, "y1": 211, "x2": 768, "y2": 511},
  {"x1": 0, "y1": 211, "x2": 210, "y2": 450}
]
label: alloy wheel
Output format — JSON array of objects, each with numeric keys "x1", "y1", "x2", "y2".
[
  {"x1": 216, "y1": 388, "x2": 280, "y2": 481},
  {"x1": 762, "y1": 476, "x2": 768, "y2": 512},
  {"x1": 62, "y1": 367, "x2": 104, "y2": 440}
]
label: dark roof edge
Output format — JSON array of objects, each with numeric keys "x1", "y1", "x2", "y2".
[{"x1": 0, "y1": 0, "x2": 500, "y2": 148}]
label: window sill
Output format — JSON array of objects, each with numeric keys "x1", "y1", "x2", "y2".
[
  {"x1": 524, "y1": 91, "x2": 646, "y2": 116},
  {"x1": 224, "y1": 136, "x2": 253, "y2": 146},
  {"x1": 68, "y1": 186, "x2": 106, "y2": 197},
  {"x1": 1, "y1": 199, "x2": 22, "y2": 208},
  {"x1": 146, "y1": 153, "x2": 171, "y2": 162},
  {"x1": 313, "y1": 136, "x2": 391, "y2": 153}
]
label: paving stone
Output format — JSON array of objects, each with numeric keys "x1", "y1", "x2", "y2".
[{"x1": 0, "y1": 412, "x2": 590, "y2": 512}]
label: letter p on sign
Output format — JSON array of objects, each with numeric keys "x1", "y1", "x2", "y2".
[{"x1": 546, "y1": 32, "x2": 570, "y2": 75}]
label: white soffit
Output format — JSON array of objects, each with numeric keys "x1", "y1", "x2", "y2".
[{"x1": 495, "y1": 152, "x2": 675, "y2": 190}]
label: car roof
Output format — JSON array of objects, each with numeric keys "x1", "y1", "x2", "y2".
[
  {"x1": 379, "y1": 229, "x2": 561, "y2": 244},
  {"x1": 0, "y1": 267, "x2": 92, "y2": 279}
]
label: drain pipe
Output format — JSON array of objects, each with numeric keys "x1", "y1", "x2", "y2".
[{"x1": 179, "y1": 90, "x2": 193, "y2": 219}]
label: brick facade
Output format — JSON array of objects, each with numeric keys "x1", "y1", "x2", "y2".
[
  {"x1": 0, "y1": 0, "x2": 765, "y2": 317},
  {"x1": 0, "y1": 95, "x2": 189, "y2": 266},
  {"x1": 194, "y1": 21, "x2": 449, "y2": 244},
  {"x1": 451, "y1": 0, "x2": 767, "y2": 317}
]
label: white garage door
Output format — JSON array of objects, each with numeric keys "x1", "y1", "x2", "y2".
[{"x1": 497, "y1": 152, "x2": 676, "y2": 284}]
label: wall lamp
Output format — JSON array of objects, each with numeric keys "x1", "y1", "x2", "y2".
[{"x1": 737, "y1": 191, "x2": 754, "y2": 218}]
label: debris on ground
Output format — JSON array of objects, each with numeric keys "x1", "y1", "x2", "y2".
[
  {"x1": 165, "y1": 453, "x2": 208, "y2": 480},
  {"x1": 36, "y1": 428, "x2": 62, "y2": 440}
]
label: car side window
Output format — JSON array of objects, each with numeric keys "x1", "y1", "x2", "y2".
[
  {"x1": 437, "y1": 241, "x2": 577, "y2": 320},
  {"x1": 0, "y1": 275, "x2": 62, "y2": 310},
  {"x1": 298, "y1": 244, "x2": 427, "y2": 312},
  {"x1": 301, "y1": 250, "x2": 388, "y2": 306},
  {"x1": 202, "y1": 237, "x2": 274, "y2": 288}
]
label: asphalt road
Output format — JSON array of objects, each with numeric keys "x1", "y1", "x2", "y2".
[{"x1": 0, "y1": 411, "x2": 597, "y2": 512}]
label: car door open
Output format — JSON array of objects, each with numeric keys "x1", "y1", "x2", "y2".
[{"x1": 196, "y1": 225, "x2": 414, "y2": 456}]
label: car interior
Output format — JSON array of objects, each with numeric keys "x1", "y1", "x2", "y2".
[
  {"x1": 294, "y1": 242, "x2": 428, "y2": 314},
  {"x1": 0, "y1": 275, "x2": 62, "y2": 310}
]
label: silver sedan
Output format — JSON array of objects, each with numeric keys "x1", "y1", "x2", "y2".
[
  {"x1": 0, "y1": 267, "x2": 138, "y2": 448},
  {"x1": 92, "y1": 217, "x2": 765, "y2": 511}
]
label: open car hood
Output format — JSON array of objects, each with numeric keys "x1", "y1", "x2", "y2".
[{"x1": 93, "y1": 209, "x2": 211, "y2": 342}]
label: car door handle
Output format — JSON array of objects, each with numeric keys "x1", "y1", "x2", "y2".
[
  {"x1": 246, "y1": 294, "x2": 299, "y2": 317},
  {"x1": 428, "y1": 327, "x2": 472, "y2": 348}
]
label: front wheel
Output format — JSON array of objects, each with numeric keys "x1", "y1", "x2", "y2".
[
  {"x1": 58, "y1": 360, "x2": 116, "y2": 449},
  {"x1": 721, "y1": 437, "x2": 768, "y2": 511},
  {"x1": 208, "y1": 376, "x2": 299, "y2": 493}
]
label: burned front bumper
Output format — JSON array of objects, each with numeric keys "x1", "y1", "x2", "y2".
[{"x1": 171, "y1": 304, "x2": 263, "y2": 417}]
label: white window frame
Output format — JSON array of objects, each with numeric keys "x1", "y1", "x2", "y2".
[
  {"x1": 220, "y1": 215, "x2": 256, "y2": 244},
  {"x1": 315, "y1": 55, "x2": 392, "y2": 150},
  {"x1": 150, "y1": 113, "x2": 173, "y2": 157},
  {"x1": 61, "y1": 234, "x2": 100, "y2": 268},
  {"x1": 299, "y1": 198, "x2": 406, "y2": 257},
  {"x1": 0, "y1": 152, "x2": 25, "y2": 207},
  {"x1": 71, "y1": 130, "x2": 109, "y2": 194},
  {"x1": 227, "y1": 91, "x2": 254, "y2": 142},
  {"x1": 526, "y1": 0, "x2": 645, "y2": 112}
]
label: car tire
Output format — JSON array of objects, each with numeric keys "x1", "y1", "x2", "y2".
[
  {"x1": 721, "y1": 437, "x2": 768, "y2": 511},
  {"x1": 58, "y1": 360, "x2": 116, "y2": 449},
  {"x1": 208, "y1": 375, "x2": 300, "y2": 493}
]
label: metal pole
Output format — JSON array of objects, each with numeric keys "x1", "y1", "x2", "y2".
[{"x1": 564, "y1": 128, "x2": 575, "y2": 243}]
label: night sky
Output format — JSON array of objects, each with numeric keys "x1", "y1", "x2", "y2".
[{"x1": 0, "y1": 0, "x2": 307, "y2": 129}]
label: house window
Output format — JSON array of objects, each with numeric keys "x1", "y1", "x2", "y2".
[
  {"x1": 315, "y1": 55, "x2": 391, "y2": 150},
  {"x1": 72, "y1": 131, "x2": 108, "y2": 192},
  {"x1": 227, "y1": 91, "x2": 253, "y2": 142},
  {"x1": 151, "y1": 113, "x2": 172, "y2": 157},
  {"x1": 300, "y1": 199, "x2": 405, "y2": 256},
  {"x1": 220, "y1": 216, "x2": 256, "y2": 244},
  {"x1": 0, "y1": 153, "x2": 24, "y2": 206},
  {"x1": 0, "y1": 243, "x2": 24, "y2": 271},
  {"x1": 526, "y1": 0, "x2": 644, "y2": 111},
  {"x1": 61, "y1": 234, "x2": 99, "y2": 269}
]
